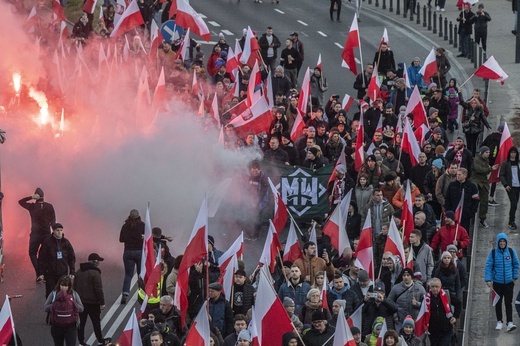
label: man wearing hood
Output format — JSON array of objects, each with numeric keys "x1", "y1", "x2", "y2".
[
  {"x1": 472, "y1": 146, "x2": 499, "y2": 228},
  {"x1": 19, "y1": 187, "x2": 56, "y2": 283},
  {"x1": 500, "y1": 146, "x2": 520, "y2": 230},
  {"x1": 74, "y1": 253, "x2": 111, "y2": 346},
  {"x1": 380, "y1": 253, "x2": 403, "y2": 296},
  {"x1": 485, "y1": 233, "x2": 519, "y2": 332}
]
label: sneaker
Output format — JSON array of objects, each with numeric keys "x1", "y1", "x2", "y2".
[
  {"x1": 488, "y1": 199, "x2": 500, "y2": 206},
  {"x1": 496, "y1": 321, "x2": 503, "y2": 330},
  {"x1": 98, "y1": 338, "x2": 112, "y2": 345},
  {"x1": 480, "y1": 220, "x2": 489, "y2": 228},
  {"x1": 507, "y1": 322, "x2": 517, "y2": 332},
  {"x1": 441, "y1": 8, "x2": 445, "y2": 11},
  {"x1": 120, "y1": 295, "x2": 127, "y2": 304},
  {"x1": 36, "y1": 275, "x2": 44, "y2": 283},
  {"x1": 510, "y1": 222, "x2": 518, "y2": 230}
]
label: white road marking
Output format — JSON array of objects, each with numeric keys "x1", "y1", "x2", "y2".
[
  {"x1": 335, "y1": 42, "x2": 344, "y2": 49},
  {"x1": 208, "y1": 21, "x2": 221, "y2": 27},
  {"x1": 317, "y1": 31, "x2": 328, "y2": 37},
  {"x1": 297, "y1": 20, "x2": 308, "y2": 26},
  {"x1": 274, "y1": 9, "x2": 285, "y2": 14},
  {"x1": 199, "y1": 13, "x2": 207, "y2": 19},
  {"x1": 221, "y1": 29, "x2": 234, "y2": 35}
]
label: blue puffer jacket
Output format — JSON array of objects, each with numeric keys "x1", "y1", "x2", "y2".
[{"x1": 484, "y1": 233, "x2": 520, "y2": 284}]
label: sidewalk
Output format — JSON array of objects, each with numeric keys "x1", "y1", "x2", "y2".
[{"x1": 355, "y1": 1, "x2": 520, "y2": 345}]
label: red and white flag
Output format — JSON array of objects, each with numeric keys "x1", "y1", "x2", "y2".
[
  {"x1": 234, "y1": 38, "x2": 243, "y2": 66},
  {"x1": 316, "y1": 53, "x2": 323, "y2": 71},
  {"x1": 283, "y1": 219, "x2": 303, "y2": 263},
  {"x1": 355, "y1": 210, "x2": 374, "y2": 280},
  {"x1": 384, "y1": 217, "x2": 406, "y2": 265},
  {"x1": 367, "y1": 62, "x2": 381, "y2": 102},
  {"x1": 401, "y1": 119, "x2": 421, "y2": 166},
  {"x1": 169, "y1": 0, "x2": 210, "y2": 41},
  {"x1": 210, "y1": 92, "x2": 221, "y2": 128},
  {"x1": 174, "y1": 196, "x2": 209, "y2": 327},
  {"x1": 309, "y1": 223, "x2": 317, "y2": 248},
  {"x1": 152, "y1": 67, "x2": 167, "y2": 111},
  {"x1": 247, "y1": 61, "x2": 263, "y2": 107},
  {"x1": 137, "y1": 294, "x2": 148, "y2": 320},
  {"x1": 334, "y1": 306, "x2": 357, "y2": 346},
  {"x1": 407, "y1": 85, "x2": 429, "y2": 145},
  {"x1": 259, "y1": 220, "x2": 282, "y2": 273},
  {"x1": 375, "y1": 115, "x2": 383, "y2": 133},
  {"x1": 150, "y1": 19, "x2": 163, "y2": 62},
  {"x1": 140, "y1": 204, "x2": 155, "y2": 289},
  {"x1": 376, "y1": 319, "x2": 388, "y2": 346},
  {"x1": 475, "y1": 56, "x2": 508, "y2": 84},
  {"x1": 110, "y1": 0, "x2": 144, "y2": 38},
  {"x1": 290, "y1": 67, "x2": 311, "y2": 141},
  {"x1": 192, "y1": 70, "x2": 199, "y2": 96},
  {"x1": 117, "y1": 310, "x2": 143, "y2": 346},
  {"x1": 406, "y1": 247, "x2": 414, "y2": 270},
  {"x1": 328, "y1": 149, "x2": 347, "y2": 185},
  {"x1": 175, "y1": 28, "x2": 191, "y2": 62},
  {"x1": 26, "y1": 6, "x2": 37, "y2": 33},
  {"x1": 240, "y1": 26, "x2": 261, "y2": 67},
  {"x1": 323, "y1": 190, "x2": 352, "y2": 256},
  {"x1": 342, "y1": 93, "x2": 355, "y2": 113},
  {"x1": 342, "y1": 14, "x2": 361, "y2": 75},
  {"x1": 184, "y1": 301, "x2": 210, "y2": 346},
  {"x1": 268, "y1": 178, "x2": 289, "y2": 233},
  {"x1": 53, "y1": 0, "x2": 66, "y2": 22},
  {"x1": 454, "y1": 190, "x2": 464, "y2": 224},
  {"x1": 354, "y1": 109, "x2": 365, "y2": 171},
  {"x1": 491, "y1": 289, "x2": 501, "y2": 307},
  {"x1": 83, "y1": 0, "x2": 97, "y2": 14},
  {"x1": 228, "y1": 96, "x2": 272, "y2": 138},
  {"x1": 490, "y1": 122, "x2": 513, "y2": 183},
  {"x1": 144, "y1": 244, "x2": 163, "y2": 297},
  {"x1": 418, "y1": 47, "x2": 437, "y2": 84},
  {"x1": 347, "y1": 303, "x2": 364, "y2": 329},
  {"x1": 226, "y1": 46, "x2": 240, "y2": 81},
  {"x1": 415, "y1": 296, "x2": 430, "y2": 337},
  {"x1": 379, "y1": 28, "x2": 390, "y2": 49},
  {"x1": 402, "y1": 63, "x2": 411, "y2": 89},
  {"x1": 221, "y1": 254, "x2": 239, "y2": 302},
  {"x1": 401, "y1": 180, "x2": 415, "y2": 244},
  {"x1": 0, "y1": 296, "x2": 16, "y2": 346},
  {"x1": 249, "y1": 306, "x2": 260, "y2": 346},
  {"x1": 320, "y1": 274, "x2": 330, "y2": 311},
  {"x1": 265, "y1": 70, "x2": 275, "y2": 109},
  {"x1": 253, "y1": 267, "x2": 294, "y2": 344},
  {"x1": 218, "y1": 232, "x2": 244, "y2": 272}
]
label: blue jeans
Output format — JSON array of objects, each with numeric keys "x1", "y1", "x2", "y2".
[{"x1": 122, "y1": 250, "x2": 141, "y2": 295}]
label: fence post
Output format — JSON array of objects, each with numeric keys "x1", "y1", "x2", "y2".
[
  {"x1": 376, "y1": 0, "x2": 380, "y2": 7},
  {"x1": 396, "y1": 0, "x2": 400, "y2": 14},
  {"x1": 444, "y1": 18, "x2": 448, "y2": 41},
  {"x1": 438, "y1": 14, "x2": 443, "y2": 37},
  {"x1": 454, "y1": 24, "x2": 458, "y2": 48},
  {"x1": 423, "y1": 6, "x2": 427, "y2": 27},
  {"x1": 433, "y1": 11, "x2": 437, "y2": 34},
  {"x1": 369, "y1": 0, "x2": 372, "y2": 6},
  {"x1": 416, "y1": 3, "x2": 421, "y2": 24},
  {"x1": 410, "y1": 3, "x2": 414, "y2": 21},
  {"x1": 404, "y1": 0, "x2": 407, "y2": 18},
  {"x1": 390, "y1": 0, "x2": 394, "y2": 12},
  {"x1": 449, "y1": 21, "x2": 453, "y2": 45},
  {"x1": 427, "y1": 7, "x2": 432, "y2": 30},
  {"x1": 478, "y1": 46, "x2": 483, "y2": 66},
  {"x1": 383, "y1": 0, "x2": 387, "y2": 10}
]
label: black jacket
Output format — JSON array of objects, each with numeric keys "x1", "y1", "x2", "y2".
[
  {"x1": 444, "y1": 180, "x2": 479, "y2": 218},
  {"x1": 40, "y1": 235, "x2": 76, "y2": 277},
  {"x1": 258, "y1": 33, "x2": 282, "y2": 61},
  {"x1": 74, "y1": 262, "x2": 104, "y2": 305},
  {"x1": 119, "y1": 219, "x2": 145, "y2": 251},
  {"x1": 18, "y1": 198, "x2": 56, "y2": 236}
]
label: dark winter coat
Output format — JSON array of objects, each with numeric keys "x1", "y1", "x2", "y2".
[
  {"x1": 73, "y1": 262, "x2": 104, "y2": 305},
  {"x1": 18, "y1": 198, "x2": 56, "y2": 236},
  {"x1": 39, "y1": 235, "x2": 76, "y2": 277}
]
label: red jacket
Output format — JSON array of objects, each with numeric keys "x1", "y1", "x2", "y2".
[{"x1": 430, "y1": 223, "x2": 470, "y2": 253}]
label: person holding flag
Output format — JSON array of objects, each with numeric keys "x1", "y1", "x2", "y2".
[
  {"x1": 444, "y1": 167, "x2": 479, "y2": 232},
  {"x1": 481, "y1": 124, "x2": 505, "y2": 207},
  {"x1": 426, "y1": 278, "x2": 460, "y2": 346},
  {"x1": 430, "y1": 211, "x2": 470, "y2": 255},
  {"x1": 471, "y1": 146, "x2": 499, "y2": 228},
  {"x1": 485, "y1": 233, "x2": 519, "y2": 332},
  {"x1": 499, "y1": 146, "x2": 520, "y2": 230}
]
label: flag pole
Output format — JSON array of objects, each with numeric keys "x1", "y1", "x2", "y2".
[
  {"x1": 459, "y1": 73, "x2": 475, "y2": 88},
  {"x1": 357, "y1": 14, "x2": 364, "y2": 78},
  {"x1": 284, "y1": 205, "x2": 304, "y2": 237}
]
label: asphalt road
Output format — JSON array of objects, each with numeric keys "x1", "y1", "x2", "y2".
[{"x1": 1, "y1": 0, "x2": 482, "y2": 345}]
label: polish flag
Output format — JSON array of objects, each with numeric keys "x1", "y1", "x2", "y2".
[
  {"x1": 328, "y1": 149, "x2": 347, "y2": 185},
  {"x1": 83, "y1": 0, "x2": 97, "y2": 14},
  {"x1": 283, "y1": 219, "x2": 303, "y2": 263},
  {"x1": 418, "y1": 47, "x2": 437, "y2": 84},
  {"x1": 234, "y1": 39, "x2": 243, "y2": 67},
  {"x1": 114, "y1": 0, "x2": 129, "y2": 25},
  {"x1": 320, "y1": 273, "x2": 330, "y2": 311},
  {"x1": 197, "y1": 96, "x2": 205, "y2": 118},
  {"x1": 415, "y1": 296, "x2": 430, "y2": 337},
  {"x1": 323, "y1": 190, "x2": 352, "y2": 256},
  {"x1": 309, "y1": 222, "x2": 317, "y2": 245},
  {"x1": 240, "y1": 26, "x2": 261, "y2": 67},
  {"x1": 140, "y1": 204, "x2": 155, "y2": 289},
  {"x1": 221, "y1": 253, "x2": 238, "y2": 302},
  {"x1": 210, "y1": 92, "x2": 221, "y2": 128},
  {"x1": 402, "y1": 63, "x2": 411, "y2": 89},
  {"x1": 26, "y1": 6, "x2": 37, "y2": 33},
  {"x1": 175, "y1": 28, "x2": 191, "y2": 62},
  {"x1": 407, "y1": 85, "x2": 429, "y2": 145},
  {"x1": 226, "y1": 46, "x2": 240, "y2": 81},
  {"x1": 401, "y1": 119, "x2": 421, "y2": 166},
  {"x1": 110, "y1": 0, "x2": 144, "y2": 38},
  {"x1": 334, "y1": 307, "x2": 357, "y2": 346},
  {"x1": 0, "y1": 296, "x2": 16, "y2": 346},
  {"x1": 454, "y1": 190, "x2": 464, "y2": 224},
  {"x1": 475, "y1": 56, "x2": 508, "y2": 84},
  {"x1": 355, "y1": 210, "x2": 374, "y2": 280},
  {"x1": 384, "y1": 217, "x2": 406, "y2": 265},
  {"x1": 258, "y1": 220, "x2": 282, "y2": 272},
  {"x1": 265, "y1": 70, "x2": 275, "y2": 109},
  {"x1": 191, "y1": 70, "x2": 201, "y2": 96},
  {"x1": 490, "y1": 122, "x2": 513, "y2": 183},
  {"x1": 228, "y1": 96, "x2": 272, "y2": 138},
  {"x1": 218, "y1": 232, "x2": 244, "y2": 271},
  {"x1": 184, "y1": 301, "x2": 210, "y2": 346},
  {"x1": 401, "y1": 180, "x2": 415, "y2": 244},
  {"x1": 144, "y1": 244, "x2": 163, "y2": 297},
  {"x1": 137, "y1": 294, "x2": 148, "y2": 320},
  {"x1": 169, "y1": 0, "x2": 210, "y2": 41},
  {"x1": 375, "y1": 115, "x2": 383, "y2": 133},
  {"x1": 248, "y1": 306, "x2": 260, "y2": 346},
  {"x1": 379, "y1": 28, "x2": 390, "y2": 49},
  {"x1": 150, "y1": 19, "x2": 163, "y2": 62},
  {"x1": 221, "y1": 71, "x2": 240, "y2": 105},
  {"x1": 367, "y1": 62, "x2": 381, "y2": 102},
  {"x1": 376, "y1": 319, "x2": 388, "y2": 346},
  {"x1": 346, "y1": 303, "x2": 364, "y2": 329},
  {"x1": 268, "y1": 178, "x2": 289, "y2": 233},
  {"x1": 117, "y1": 310, "x2": 143, "y2": 346},
  {"x1": 342, "y1": 14, "x2": 360, "y2": 75},
  {"x1": 342, "y1": 93, "x2": 355, "y2": 113},
  {"x1": 247, "y1": 61, "x2": 263, "y2": 107},
  {"x1": 174, "y1": 196, "x2": 209, "y2": 328},
  {"x1": 152, "y1": 67, "x2": 167, "y2": 111},
  {"x1": 354, "y1": 109, "x2": 365, "y2": 171},
  {"x1": 253, "y1": 267, "x2": 294, "y2": 344},
  {"x1": 491, "y1": 289, "x2": 501, "y2": 306},
  {"x1": 53, "y1": 0, "x2": 66, "y2": 22},
  {"x1": 316, "y1": 53, "x2": 322, "y2": 71},
  {"x1": 406, "y1": 247, "x2": 414, "y2": 270},
  {"x1": 290, "y1": 67, "x2": 311, "y2": 141}
]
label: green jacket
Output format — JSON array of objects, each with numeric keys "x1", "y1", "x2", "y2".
[{"x1": 472, "y1": 153, "x2": 492, "y2": 184}]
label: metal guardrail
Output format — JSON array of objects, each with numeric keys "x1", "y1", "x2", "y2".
[{"x1": 461, "y1": 214, "x2": 478, "y2": 346}]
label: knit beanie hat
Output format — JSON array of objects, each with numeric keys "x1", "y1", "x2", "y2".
[
  {"x1": 334, "y1": 299, "x2": 346, "y2": 310},
  {"x1": 479, "y1": 146, "x2": 490, "y2": 154},
  {"x1": 441, "y1": 251, "x2": 452, "y2": 260},
  {"x1": 403, "y1": 315, "x2": 415, "y2": 328}
]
